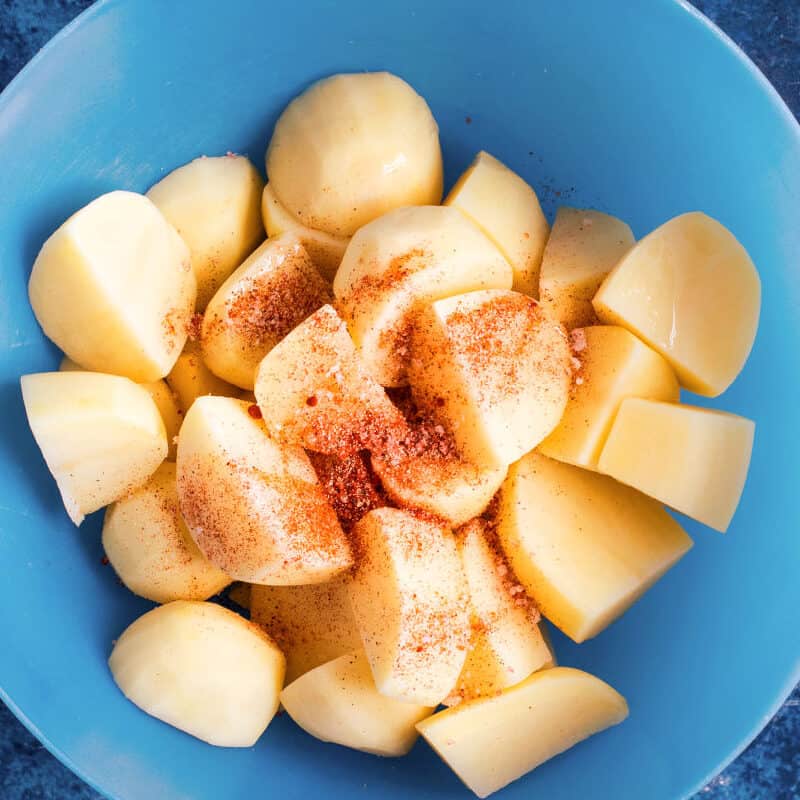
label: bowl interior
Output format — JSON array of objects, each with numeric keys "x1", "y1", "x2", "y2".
[{"x1": 1, "y1": 1, "x2": 799, "y2": 798}]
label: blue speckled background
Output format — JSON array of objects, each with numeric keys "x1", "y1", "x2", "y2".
[{"x1": 0, "y1": 1, "x2": 797, "y2": 798}]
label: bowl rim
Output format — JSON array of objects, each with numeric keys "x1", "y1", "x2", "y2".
[{"x1": 0, "y1": 1, "x2": 798, "y2": 799}]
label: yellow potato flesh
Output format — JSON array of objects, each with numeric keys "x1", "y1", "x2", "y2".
[
  {"x1": 497, "y1": 452, "x2": 692, "y2": 642},
  {"x1": 281, "y1": 652, "x2": 434, "y2": 757},
  {"x1": 333, "y1": 205, "x2": 512, "y2": 386},
  {"x1": 201, "y1": 234, "x2": 331, "y2": 389},
  {"x1": 166, "y1": 340, "x2": 238, "y2": 414},
  {"x1": 539, "y1": 207, "x2": 634, "y2": 329},
  {"x1": 261, "y1": 184, "x2": 348, "y2": 281},
  {"x1": 408, "y1": 289, "x2": 571, "y2": 468},
  {"x1": 349, "y1": 508, "x2": 470, "y2": 706},
  {"x1": 538, "y1": 325, "x2": 679, "y2": 469},
  {"x1": 593, "y1": 212, "x2": 760, "y2": 396},
  {"x1": 147, "y1": 155, "x2": 265, "y2": 309},
  {"x1": 250, "y1": 577, "x2": 361, "y2": 684},
  {"x1": 416, "y1": 667, "x2": 628, "y2": 798},
  {"x1": 449, "y1": 521, "x2": 554, "y2": 704},
  {"x1": 102, "y1": 462, "x2": 230, "y2": 603},
  {"x1": 599, "y1": 398, "x2": 755, "y2": 532},
  {"x1": 28, "y1": 191, "x2": 194, "y2": 382},
  {"x1": 21, "y1": 371, "x2": 167, "y2": 525},
  {"x1": 176, "y1": 396, "x2": 351, "y2": 584},
  {"x1": 109, "y1": 601, "x2": 284, "y2": 747},
  {"x1": 445, "y1": 151, "x2": 548, "y2": 296},
  {"x1": 266, "y1": 72, "x2": 443, "y2": 237}
]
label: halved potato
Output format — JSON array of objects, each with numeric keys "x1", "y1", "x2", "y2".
[
  {"x1": 445, "y1": 151, "x2": 548, "y2": 296},
  {"x1": 29, "y1": 191, "x2": 194, "y2": 382},
  {"x1": 349, "y1": 508, "x2": 470, "y2": 706},
  {"x1": 448, "y1": 520, "x2": 554, "y2": 704},
  {"x1": 61, "y1": 356, "x2": 181, "y2": 459},
  {"x1": 538, "y1": 326, "x2": 679, "y2": 469},
  {"x1": 333, "y1": 205, "x2": 512, "y2": 386},
  {"x1": 281, "y1": 652, "x2": 434, "y2": 757},
  {"x1": 261, "y1": 184, "x2": 348, "y2": 280},
  {"x1": 408, "y1": 290, "x2": 571, "y2": 468},
  {"x1": 539, "y1": 207, "x2": 634, "y2": 329},
  {"x1": 176, "y1": 396, "x2": 351, "y2": 584},
  {"x1": 250, "y1": 577, "x2": 362, "y2": 683},
  {"x1": 417, "y1": 667, "x2": 628, "y2": 798},
  {"x1": 254, "y1": 305, "x2": 406, "y2": 455},
  {"x1": 109, "y1": 601, "x2": 284, "y2": 747},
  {"x1": 593, "y1": 212, "x2": 760, "y2": 396},
  {"x1": 21, "y1": 371, "x2": 167, "y2": 525},
  {"x1": 266, "y1": 72, "x2": 443, "y2": 237},
  {"x1": 166, "y1": 340, "x2": 238, "y2": 414},
  {"x1": 102, "y1": 462, "x2": 230, "y2": 603},
  {"x1": 201, "y1": 234, "x2": 331, "y2": 389},
  {"x1": 496, "y1": 451, "x2": 693, "y2": 642},
  {"x1": 147, "y1": 154, "x2": 265, "y2": 308},
  {"x1": 599, "y1": 399, "x2": 755, "y2": 532}
]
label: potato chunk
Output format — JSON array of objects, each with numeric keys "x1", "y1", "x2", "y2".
[
  {"x1": 250, "y1": 577, "x2": 361, "y2": 683},
  {"x1": 102, "y1": 462, "x2": 230, "y2": 603},
  {"x1": 266, "y1": 72, "x2": 442, "y2": 237},
  {"x1": 417, "y1": 667, "x2": 628, "y2": 798},
  {"x1": 538, "y1": 326, "x2": 679, "y2": 469},
  {"x1": 29, "y1": 191, "x2": 194, "y2": 382},
  {"x1": 445, "y1": 151, "x2": 549, "y2": 296},
  {"x1": 166, "y1": 340, "x2": 238, "y2": 414},
  {"x1": 21, "y1": 371, "x2": 167, "y2": 525},
  {"x1": 593, "y1": 212, "x2": 760, "y2": 396},
  {"x1": 202, "y1": 234, "x2": 331, "y2": 389},
  {"x1": 349, "y1": 508, "x2": 470, "y2": 706},
  {"x1": 176, "y1": 396, "x2": 351, "y2": 584},
  {"x1": 448, "y1": 520, "x2": 554, "y2": 704},
  {"x1": 261, "y1": 184, "x2": 348, "y2": 280},
  {"x1": 497, "y1": 452, "x2": 692, "y2": 642},
  {"x1": 539, "y1": 207, "x2": 634, "y2": 329},
  {"x1": 109, "y1": 601, "x2": 284, "y2": 747},
  {"x1": 254, "y1": 305, "x2": 406, "y2": 455},
  {"x1": 599, "y1": 399, "x2": 755, "y2": 532},
  {"x1": 281, "y1": 652, "x2": 434, "y2": 757},
  {"x1": 409, "y1": 290, "x2": 571, "y2": 468},
  {"x1": 333, "y1": 205, "x2": 512, "y2": 386},
  {"x1": 147, "y1": 155, "x2": 265, "y2": 308}
]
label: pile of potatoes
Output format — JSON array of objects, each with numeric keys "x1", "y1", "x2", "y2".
[{"x1": 21, "y1": 71, "x2": 759, "y2": 798}]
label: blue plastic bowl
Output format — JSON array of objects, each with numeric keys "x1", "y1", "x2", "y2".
[{"x1": 1, "y1": 1, "x2": 798, "y2": 798}]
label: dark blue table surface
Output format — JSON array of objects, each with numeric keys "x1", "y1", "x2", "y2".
[{"x1": 0, "y1": 1, "x2": 798, "y2": 798}]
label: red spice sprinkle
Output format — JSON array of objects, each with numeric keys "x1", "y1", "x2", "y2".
[
  {"x1": 465, "y1": 116, "x2": 472, "y2": 124},
  {"x1": 306, "y1": 395, "x2": 318, "y2": 407},
  {"x1": 100, "y1": 556, "x2": 110, "y2": 566},
  {"x1": 247, "y1": 404, "x2": 263, "y2": 419}
]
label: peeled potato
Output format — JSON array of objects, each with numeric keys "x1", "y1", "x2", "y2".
[
  {"x1": 281, "y1": 652, "x2": 434, "y2": 757},
  {"x1": 21, "y1": 371, "x2": 167, "y2": 525},
  {"x1": 147, "y1": 155, "x2": 265, "y2": 309},
  {"x1": 227, "y1": 582, "x2": 251, "y2": 610},
  {"x1": 539, "y1": 208, "x2": 634, "y2": 329},
  {"x1": 445, "y1": 151, "x2": 548, "y2": 296},
  {"x1": 166, "y1": 340, "x2": 238, "y2": 414},
  {"x1": 408, "y1": 290, "x2": 571, "y2": 468},
  {"x1": 593, "y1": 212, "x2": 760, "y2": 396},
  {"x1": 29, "y1": 191, "x2": 195, "y2": 382},
  {"x1": 497, "y1": 451, "x2": 693, "y2": 642},
  {"x1": 349, "y1": 508, "x2": 470, "y2": 706},
  {"x1": 201, "y1": 234, "x2": 331, "y2": 389},
  {"x1": 333, "y1": 205, "x2": 512, "y2": 386},
  {"x1": 254, "y1": 305, "x2": 406, "y2": 454},
  {"x1": 261, "y1": 184, "x2": 348, "y2": 281},
  {"x1": 109, "y1": 601, "x2": 284, "y2": 747},
  {"x1": 102, "y1": 462, "x2": 230, "y2": 603},
  {"x1": 449, "y1": 520, "x2": 554, "y2": 704},
  {"x1": 250, "y1": 578, "x2": 361, "y2": 683},
  {"x1": 61, "y1": 356, "x2": 181, "y2": 459},
  {"x1": 599, "y1": 399, "x2": 755, "y2": 532},
  {"x1": 538, "y1": 326, "x2": 679, "y2": 469},
  {"x1": 417, "y1": 667, "x2": 628, "y2": 798},
  {"x1": 176, "y1": 396, "x2": 351, "y2": 584},
  {"x1": 266, "y1": 72, "x2": 443, "y2": 237}
]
